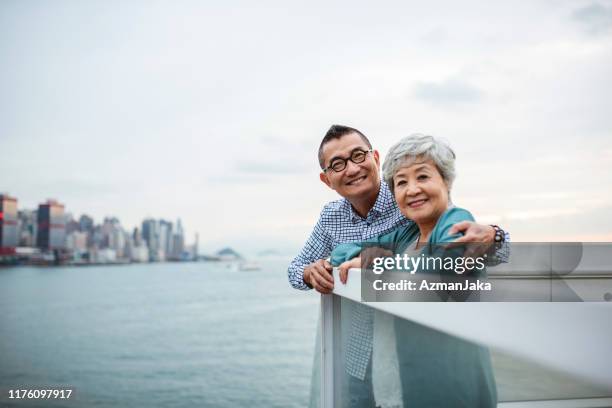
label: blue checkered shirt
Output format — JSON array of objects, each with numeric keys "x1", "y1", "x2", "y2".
[
  {"x1": 288, "y1": 181, "x2": 510, "y2": 379},
  {"x1": 288, "y1": 181, "x2": 410, "y2": 291}
]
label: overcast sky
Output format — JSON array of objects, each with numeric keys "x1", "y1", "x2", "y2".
[{"x1": 1, "y1": 0, "x2": 611, "y2": 254}]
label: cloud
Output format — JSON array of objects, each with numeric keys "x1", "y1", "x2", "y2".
[
  {"x1": 235, "y1": 160, "x2": 310, "y2": 175},
  {"x1": 571, "y1": 2, "x2": 612, "y2": 35},
  {"x1": 258, "y1": 135, "x2": 287, "y2": 146},
  {"x1": 506, "y1": 205, "x2": 612, "y2": 241},
  {"x1": 6, "y1": 177, "x2": 129, "y2": 205},
  {"x1": 413, "y1": 78, "x2": 483, "y2": 107},
  {"x1": 205, "y1": 159, "x2": 312, "y2": 185},
  {"x1": 206, "y1": 174, "x2": 269, "y2": 185},
  {"x1": 419, "y1": 27, "x2": 449, "y2": 45}
]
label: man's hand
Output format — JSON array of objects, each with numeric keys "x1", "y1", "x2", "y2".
[
  {"x1": 338, "y1": 257, "x2": 362, "y2": 284},
  {"x1": 448, "y1": 221, "x2": 495, "y2": 258},
  {"x1": 304, "y1": 259, "x2": 334, "y2": 294}
]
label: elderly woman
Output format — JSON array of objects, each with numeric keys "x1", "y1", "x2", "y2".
[
  {"x1": 331, "y1": 134, "x2": 497, "y2": 408},
  {"x1": 334, "y1": 133, "x2": 479, "y2": 270}
]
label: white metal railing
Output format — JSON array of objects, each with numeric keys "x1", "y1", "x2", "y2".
[{"x1": 320, "y1": 268, "x2": 612, "y2": 408}]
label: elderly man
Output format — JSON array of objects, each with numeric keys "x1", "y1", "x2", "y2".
[{"x1": 287, "y1": 124, "x2": 508, "y2": 406}]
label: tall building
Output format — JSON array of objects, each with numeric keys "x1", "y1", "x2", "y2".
[
  {"x1": 36, "y1": 199, "x2": 66, "y2": 250},
  {"x1": 132, "y1": 227, "x2": 143, "y2": 247},
  {"x1": 17, "y1": 209, "x2": 37, "y2": 247},
  {"x1": 0, "y1": 193, "x2": 19, "y2": 250},
  {"x1": 131, "y1": 227, "x2": 149, "y2": 262},
  {"x1": 170, "y1": 218, "x2": 185, "y2": 260},
  {"x1": 142, "y1": 218, "x2": 158, "y2": 260},
  {"x1": 79, "y1": 214, "x2": 94, "y2": 232},
  {"x1": 66, "y1": 230, "x2": 87, "y2": 254},
  {"x1": 78, "y1": 214, "x2": 94, "y2": 247},
  {"x1": 99, "y1": 217, "x2": 127, "y2": 259},
  {"x1": 159, "y1": 219, "x2": 173, "y2": 260},
  {"x1": 65, "y1": 213, "x2": 80, "y2": 234}
]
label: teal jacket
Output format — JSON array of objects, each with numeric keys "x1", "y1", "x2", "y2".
[
  {"x1": 330, "y1": 206, "x2": 497, "y2": 407},
  {"x1": 331, "y1": 206, "x2": 475, "y2": 267}
]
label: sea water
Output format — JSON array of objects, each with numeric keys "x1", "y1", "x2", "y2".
[{"x1": 0, "y1": 260, "x2": 318, "y2": 407}]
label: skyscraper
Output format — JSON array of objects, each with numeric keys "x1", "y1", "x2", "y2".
[
  {"x1": 193, "y1": 232, "x2": 199, "y2": 260},
  {"x1": 36, "y1": 199, "x2": 66, "y2": 250},
  {"x1": 17, "y1": 209, "x2": 37, "y2": 247},
  {"x1": 0, "y1": 193, "x2": 19, "y2": 250},
  {"x1": 131, "y1": 227, "x2": 149, "y2": 262},
  {"x1": 170, "y1": 218, "x2": 185, "y2": 260},
  {"x1": 159, "y1": 220, "x2": 173, "y2": 260},
  {"x1": 101, "y1": 217, "x2": 125, "y2": 259},
  {"x1": 142, "y1": 218, "x2": 159, "y2": 261}
]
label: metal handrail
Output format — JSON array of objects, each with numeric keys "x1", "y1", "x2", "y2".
[{"x1": 320, "y1": 268, "x2": 612, "y2": 407}]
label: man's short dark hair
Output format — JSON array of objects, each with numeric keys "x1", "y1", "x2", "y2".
[{"x1": 318, "y1": 125, "x2": 372, "y2": 169}]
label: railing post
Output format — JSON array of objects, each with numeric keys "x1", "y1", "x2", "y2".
[{"x1": 320, "y1": 293, "x2": 341, "y2": 407}]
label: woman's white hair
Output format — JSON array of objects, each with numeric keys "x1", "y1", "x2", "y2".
[{"x1": 382, "y1": 134, "x2": 456, "y2": 193}]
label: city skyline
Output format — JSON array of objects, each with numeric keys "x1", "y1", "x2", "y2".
[{"x1": 1, "y1": 193, "x2": 198, "y2": 264}]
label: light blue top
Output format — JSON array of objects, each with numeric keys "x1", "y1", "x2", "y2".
[
  {"x1": 330, "y1": 206, "x2": 475, "y2": 267},
  {"x1": 330, "y1": 206, "x2": 498, "y2": 407}
]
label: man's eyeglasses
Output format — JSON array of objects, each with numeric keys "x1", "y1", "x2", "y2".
[{"x1": 323, "y1": 149, "x2": 372, "y2": 173}]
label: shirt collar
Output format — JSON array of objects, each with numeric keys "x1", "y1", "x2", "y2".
[{"x1": 343, "y1": 181, "x2": 392, "y2": 222}]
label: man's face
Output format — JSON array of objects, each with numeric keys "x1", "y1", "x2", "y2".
[{"x1": 319, "y1": 132, "x2": 381, "y2": 200}]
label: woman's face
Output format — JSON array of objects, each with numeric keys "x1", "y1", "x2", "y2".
[{"x1": 393, "y1": 158, "x2": 449, "y2": 227}]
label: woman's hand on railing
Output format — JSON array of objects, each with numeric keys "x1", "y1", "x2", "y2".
[{"x1": 338, "y1": 257, "x2": 361, "y2": 284}]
